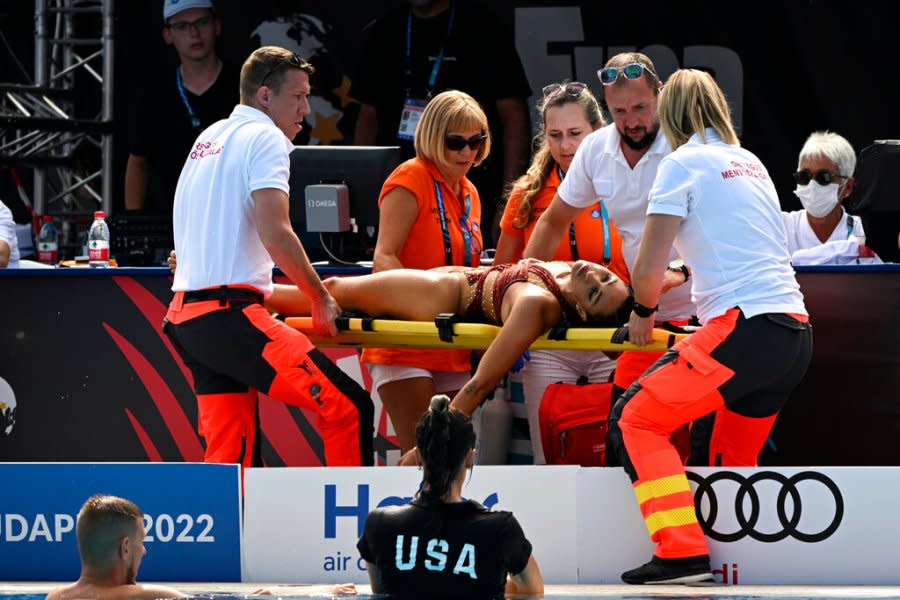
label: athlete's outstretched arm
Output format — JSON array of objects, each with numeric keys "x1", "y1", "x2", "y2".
[{"x1": 450, "y1": 292, "x2": 560, "y2": 416}]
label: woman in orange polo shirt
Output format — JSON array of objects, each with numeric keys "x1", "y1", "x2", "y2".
[
  {"x1": 495, "y1": 81, "x2": 629, "y2": 463},
  {"x1": 362, "y1": 90, "x2": 489, "y2": 455}
]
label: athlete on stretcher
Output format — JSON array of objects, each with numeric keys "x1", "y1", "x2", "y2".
[{"x1": 169, "y1": 253, "x2": 683, "y2": 427}]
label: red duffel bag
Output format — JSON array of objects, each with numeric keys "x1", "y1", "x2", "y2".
[{"x1": 539, "y1": 377, "x2": 612, "y2": 466}]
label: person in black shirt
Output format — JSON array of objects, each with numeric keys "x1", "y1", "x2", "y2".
[
  {"x1": 351, "y1": 0, "x2": 532, "y2": 247},
  {"x1": 124, "y1": 0, "x2": 239, "y2": 214},
  {"x1": 357, "y1": 395, "x2": 543, "y2": 598}
]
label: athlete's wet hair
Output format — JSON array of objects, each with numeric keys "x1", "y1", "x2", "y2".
[
  {"x1": 611, "y1": 292, "x2": 636, "y2": 326},
  {"x1": 415, "y1": 395, "x2": 476, "y2": 503},
  {"x1": 558, "y1": 292, "x2": 634, "y2": 332}
]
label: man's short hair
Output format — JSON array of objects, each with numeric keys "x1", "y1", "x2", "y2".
[
  {"x1": 76, "y1": 495, "x2": 143, "y2": 568},
  {"x1": 240, "y1": 46, "x2": 315, "y2": 104}
]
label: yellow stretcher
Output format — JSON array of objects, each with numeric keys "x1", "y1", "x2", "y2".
[{"x1": 286, "y1": 315, "x2": 690, "y2": 352}]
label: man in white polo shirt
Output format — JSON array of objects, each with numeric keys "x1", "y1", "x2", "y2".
[
  {"x1": 164, "y1": 46, "x2": 373, "y2": 468},
  {"x1": 523, "y1": 52, "x2": 695, "y2": 448},
  {"x1": 0, "y1": 199, "x2": 19, "y2": 268}
]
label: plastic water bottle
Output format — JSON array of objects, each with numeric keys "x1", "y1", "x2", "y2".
[
  {"x1": 36, "y1": 216, "x2": 58, "y2": 265},
  {"x1": 88, "y1": 210, "x2": 110, "y2": 268}
]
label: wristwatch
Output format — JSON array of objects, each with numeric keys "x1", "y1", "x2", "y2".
[
  {"x1": 667, "y1": 258, "x2": 690, "y2": 282},
  {"x1": 632, "y1": 301, "x2": 659, "y2": 318}
]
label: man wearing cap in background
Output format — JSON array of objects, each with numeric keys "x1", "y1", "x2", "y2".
[{"x1": 124, "y1": 0, "x2": 239, "y2": 214}]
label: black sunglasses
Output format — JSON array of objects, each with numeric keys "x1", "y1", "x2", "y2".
[
  {"x1": 597, "y1": 63, "x2": 656, "y2": 86},
  {"x1": 794, "y1": 169, "x2": 847, "y2": 186},
  {"x1": 542, "y1": 82, "x2": 587, "y2": 99},
  {"x1": 445, "y1": 133, "x2": 487, "y2": 152}
]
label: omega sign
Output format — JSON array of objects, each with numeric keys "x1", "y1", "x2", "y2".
[{"x1": 686, "y1": 471, "x2": 844, "y2": 543}]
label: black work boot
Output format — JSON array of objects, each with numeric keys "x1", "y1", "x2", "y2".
[{"x1": 621, "y1": 555, "x2": 714, "y2": 585}]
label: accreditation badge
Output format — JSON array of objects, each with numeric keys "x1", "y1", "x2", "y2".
[{"x1": 397, "y1": 98, "x2": 427, "y2": 141}]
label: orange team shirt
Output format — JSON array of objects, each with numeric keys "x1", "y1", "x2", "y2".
[
  {"x1": 499, "y1": 164, "x2": 630, "y2": 284},
  {"x1": 361, "y1": 157, "x2": 483, "y2": 373}
]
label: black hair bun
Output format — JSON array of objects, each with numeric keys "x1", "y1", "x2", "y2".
[{"x1": 429, "y1": 394, "x2": 451, "y2": 413}]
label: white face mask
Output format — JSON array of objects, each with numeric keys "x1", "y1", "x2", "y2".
[{"x1": 794, "y1": 181, "x2": 841, "y2": 218}]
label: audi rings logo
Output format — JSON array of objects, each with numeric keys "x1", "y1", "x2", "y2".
[{"x1": 686, "y1": 471, "x2": 844, "y2": 543}]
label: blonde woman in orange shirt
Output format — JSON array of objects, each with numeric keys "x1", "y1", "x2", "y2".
[{"x1": 363, "y1": 90, "x2": 489, "y2": 455}]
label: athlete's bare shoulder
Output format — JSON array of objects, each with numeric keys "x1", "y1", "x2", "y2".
[{"x1": 46, "y1": 582, "x2": 186, "y2": 600}]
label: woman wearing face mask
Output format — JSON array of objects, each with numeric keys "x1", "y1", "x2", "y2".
[
  {"x1": 363, "y1": 90, "x2": 489, "y2": 456},
  {"x1": 783, "y1": 131, "x2": 878, "y2": 264},
  {"x1": 357, "y1": 395, "x2": 544, "y2": 598},
  {"x1": 494, "y1": 81, "x2": 631, "y2": 463}
]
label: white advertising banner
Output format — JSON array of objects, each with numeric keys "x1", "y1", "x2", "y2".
[
  {"x1": 244, "y1": 465, "x2": 900, "y2": 585},
  {"x1": 243, "y1": 466, "x2": 580, "y2": 584},
  {"x1": 577, "y1": 466, "x2": 900, "y2": 585}
]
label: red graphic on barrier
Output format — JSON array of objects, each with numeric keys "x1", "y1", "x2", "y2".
[
  {"x1": 112, "y1": 276, "x2": 194, "y2": 386},
  {"x1": 105, "y1": 276, "x2": 396, "y2": 465},
  {"x1": 125, "y1": 408, "x2": 163, "y2": 461},
  {"x1": 108, "y1": 276, "x2": 337, "y2": 465},
  {"x1": 104, "y1": 322, "x2": 204, "y2": 461}
]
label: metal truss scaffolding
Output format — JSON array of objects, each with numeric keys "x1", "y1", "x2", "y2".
[{"x1": 0, "y1": 0, "x2": 114, "y2": 217}]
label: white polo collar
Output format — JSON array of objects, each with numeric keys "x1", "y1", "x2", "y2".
[
  {"x1": 231, "y1": 104, "x2": 284, "y2": 134},
  {"x1": 685, "y1": 128, "x2": 725, "y2": 147}
]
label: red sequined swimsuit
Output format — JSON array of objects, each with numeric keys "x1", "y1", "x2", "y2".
[{"x1": 462, "y1": 263, "x2": 579, "y2": 324}]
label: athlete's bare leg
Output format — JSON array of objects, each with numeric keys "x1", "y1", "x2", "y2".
[{"x1": 267, "y1": 270, "x2": 463, "y2": 320}]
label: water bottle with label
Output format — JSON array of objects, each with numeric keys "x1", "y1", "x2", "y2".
[
  {"x1": 88, "y1": 210, "x2": 110, "y2": 268},
  {"x1": 36, "y1": 216, "x2": 58, "y2": 265}
]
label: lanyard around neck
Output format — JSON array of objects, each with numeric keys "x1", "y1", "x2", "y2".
[
  {"x1": 176, "y1": 67, "x2": 202, "y2": 130},
  {"x1": 558, "y1": 165, "x2": 610, "y2": 264},
  {"x1": 433, "y1": 179, "x2": 472, "y2": 266},
  {"x1": 405, "y1": 2, "x2": 455, "y2": 98}
]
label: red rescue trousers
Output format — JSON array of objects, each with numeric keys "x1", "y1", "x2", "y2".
[
  {"x1": 613, "y1": 350, "x2": 691, "y2": 463},
  {"x1": 607, "y1": 308, "x2": 811, "y2": 559},
  {"x1": 164, "y1": 287, "x2": 373, "y2": 468}
]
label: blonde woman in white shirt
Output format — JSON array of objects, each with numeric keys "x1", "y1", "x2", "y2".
[{"x1": 608, "y1": 69, "x2": 812, "y2": 585}]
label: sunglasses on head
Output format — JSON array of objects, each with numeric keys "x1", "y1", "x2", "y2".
[
  {"x1": 445, "y1": 133, "x2": 487, "y2": 152},
  {"x1": 542, "y1": 82, "x2": 587, "y2": 99},
  {"x1": 794, "y1": 169, "x2": 847, "y2": 186},
  {"x1": 597, "y1": 63, "x2": 656, "y2": 86},
  {"x1": 260, "y1": 53, "x2": 310, "y2": 87}
]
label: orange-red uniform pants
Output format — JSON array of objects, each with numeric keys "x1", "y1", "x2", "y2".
[
  {"x1": 607, "y1": 308, "x2": 811, "y2": 559},
  {"x1": 164, "y1": 287, "x2": 373, "y2": 468},
  {"x1": 612, "y1": 350, "x2": 691, "y2": 463}
]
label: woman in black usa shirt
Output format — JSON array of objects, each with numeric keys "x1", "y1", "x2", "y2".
[{"x1": 357, "y1": 395, "x2": 543, "y2": 598}]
